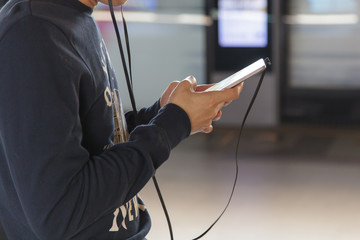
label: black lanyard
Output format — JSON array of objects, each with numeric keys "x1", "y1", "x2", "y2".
[
  {"x1": 107, "y1": 2, "x2": 174, "y2": 239},
  {"x1": 192, "y1": 70, "x2": 268, "y2": 240},
  {"x1": 108, "y1": 1, "x2": 137, "y2": 123}
]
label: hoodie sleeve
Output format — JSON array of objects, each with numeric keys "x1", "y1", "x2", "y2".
[
  {"x1": 125, "y1": 100, "x2": 161, "y2": 133},
  {"x1": 0, "y1": 16, "x2": 190, "y2": 240}
]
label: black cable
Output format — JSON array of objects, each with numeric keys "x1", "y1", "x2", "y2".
[
  {"x1": 119, "y1": 7, "x2": 133, "y2": 85},
  {"x1": 107, "y1": 3, "x2": 270, "y2": 239},
  {"x1": 192, "y1": 70, "x2": 268, "y2": 240},
  {"x1": 152, "y1": 175, "x2": 175, "y2": 240}
]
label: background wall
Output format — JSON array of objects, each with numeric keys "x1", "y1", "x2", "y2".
[
  {"x1": 99, "y1": 0, "x2": 280, "y2": 127},
  {"x1": 156, "y1": 0, "x2": 203, "y2": 9}
]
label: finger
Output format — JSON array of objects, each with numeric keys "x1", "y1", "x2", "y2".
[
  {"x1": 195, "y1": 84, "x2": 214, "y2": 92},
  {"x1": 224, "y1": 100, "x2": 232, "y2": 107},
  {"x1": 160, "y1": 81, "x2": 180, "y2": 107},
  {"x1": 211, "y1": 82, "x2": 244, "y2": 104},
  {"x1": 202, "y1": 125, "x2": 213, "y2": 134},
  {"x1": 213, "y1": 110, "x2": 222, "y2": 121},
  {"x1": 167, "y1": 81, "x2": 180, "y2": 94},
  {"x1": 183, "y1": 75, "x2": 197, "y2": 91},
  {"x1": 176, "y1": 80, "x2": 195, "y2": 93},
  {"x1": 236, "y1": 82, "x2": 244, "y2": 92}
]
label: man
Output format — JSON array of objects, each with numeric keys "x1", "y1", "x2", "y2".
[{"x1": 0, "y1": 0, "x2": 243, "y2": 239}]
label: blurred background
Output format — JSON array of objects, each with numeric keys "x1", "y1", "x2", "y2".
[{"x1": 1, "y1": 0, "x2": 360, "y2": 239}]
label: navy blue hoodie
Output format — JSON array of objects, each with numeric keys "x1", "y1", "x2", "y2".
[{"x1": 0, "y1": 0, "x2": 191, "y2": 239}]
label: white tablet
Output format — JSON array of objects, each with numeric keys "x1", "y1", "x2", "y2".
[{"x1": 205, "y1": 58, "x2": 271, "y2": 92}]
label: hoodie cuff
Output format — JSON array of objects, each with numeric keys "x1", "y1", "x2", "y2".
[{"x1": 149, "y1": 103, "x2": 191, "y2": 149}]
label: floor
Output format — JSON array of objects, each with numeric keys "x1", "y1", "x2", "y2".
[
  {"x1": 140, "y1": 125, "x2": 360, "y2": 240},
  {"x1": 1, "y1": 125, "x2": 360, "y2": 240}
]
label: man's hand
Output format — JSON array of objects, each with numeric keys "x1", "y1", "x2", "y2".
[{"x1": 160, "y1": 76, "x2": 243, "y2": 135}]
